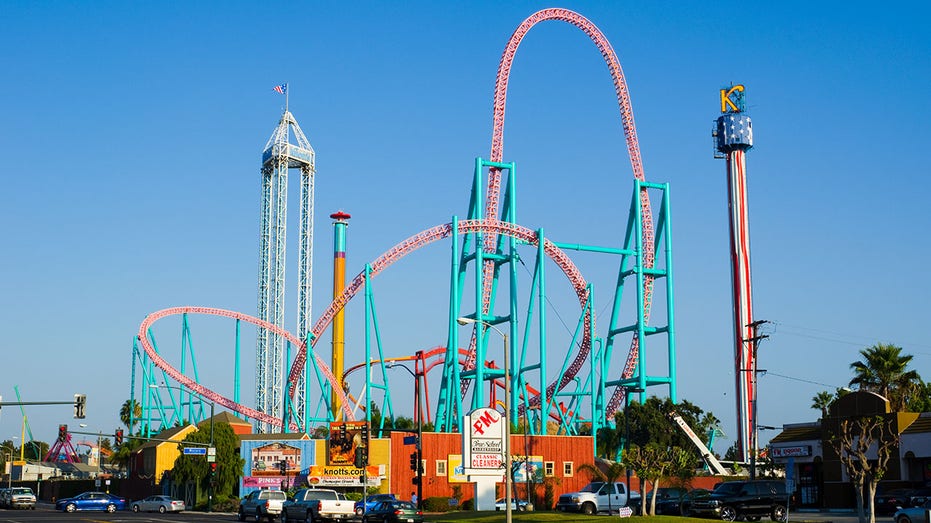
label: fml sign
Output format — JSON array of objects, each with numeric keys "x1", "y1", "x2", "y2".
[{"x1": 462, "y1": 407, "x2": 505, "y2": 472}]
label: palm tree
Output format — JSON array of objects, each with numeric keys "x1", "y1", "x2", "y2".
[
  {"x1": 811, "y1": 391, "x2": 834, "y2": 419},
  {"x1": 120, "y1": 399, "x2": 142, "y2": 430},
  {"x1": 849, "y1": 343, "x2": 921, "y2": 411}
]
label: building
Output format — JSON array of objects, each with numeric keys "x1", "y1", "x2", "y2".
[{"x1": 769, "y1": 391, "x2": 931, "y2": 509}]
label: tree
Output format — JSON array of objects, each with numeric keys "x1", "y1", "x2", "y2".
[
  {"x1": 171, "y1": 422, "x2": 244, "y2": 504},
  {"x1": 811, "y1": 391, "x2": 834, "y2": 419},
  {"x1": 120, "y1": 399, "x2": 142, "y2": 430},
  {"x1": 624, "y1": 445, "x2": 692, "y2": 516},
  {"x1": 578, "y1": 460, "x2": 627, "y2": 514},
  {"x1": 849, "y1": 343, "x2": 921, "y2": 411},
  {"x1": 827, "y1": 415, "x2": 898, "y2": 523},
  {"x1": 616, "y1": 396, "x2": 719, "y2": 472}
]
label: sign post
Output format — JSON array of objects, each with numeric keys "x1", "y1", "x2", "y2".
[{"x1": 462, "y1": 408, "x2": 505, "y2": 511}]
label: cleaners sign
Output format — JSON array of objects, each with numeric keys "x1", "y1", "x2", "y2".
[{"x1": 461, "y1": 407, "x2": 505, "y2": 473}]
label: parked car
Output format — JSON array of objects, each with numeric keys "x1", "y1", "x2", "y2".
[
  {"x1": 644, "y1": 487, "x2": 688, "y2": 515},
  {"x1": 239, "y1": 489, "x2": 287, "y2": 521},
  {"x1": 679, "y1": 488, "x2": 712, "y2": 516},
  {"x1": 362, "y1": 500, "x2": 423, "y2": 523},
  {"x1": 875, "y1": 488, "x2": 926, "y2": 515},
  {"x1": 130, "y1": 495, "x2": 185, "y2": 513},
  {"x1": 494, "y1": 497, "x2": 531, "y2": 511},
  {"x1": 55, "y1": 492, "x2": 128, "y2": 512},
  {"x1": 0, "y1": 488, "x2": 10, "y2": 508},
  {"x1": 689, "y1": 480, "x2": 788, "y2": 522},
  {"x1": 893, "y1": 498, "x2": 931, "y2": 523},
  {"x1": 7, "y1": 487, "x2": 36, "y2": 510},
  {"x1": 355, "y1": 494, "x2": 398, "y2": 515}
]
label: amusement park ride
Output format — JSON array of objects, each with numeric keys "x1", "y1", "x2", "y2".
[{"x1": 130, "y1": 8, "x2": 758, "y2": 462}]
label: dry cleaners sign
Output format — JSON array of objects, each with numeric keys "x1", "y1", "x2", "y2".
[{"x1": 462, "y1": 407, "x2": 504, "y2": 473}]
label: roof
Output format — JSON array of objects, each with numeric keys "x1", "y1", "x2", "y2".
[
  {"x1": 769, "y1": 423, "x2": 822, "y2": 444},
  {"x1": 902, "y1": 413, "x2": 931, "y2": 434},
  {"x1": 239, "y1": 432, "x2": 311, "y2": 441},
  {"x1": 196, "y1": 411, "x2": 252, "y2": 428},
  {"x1": 136, "y1": 424, "x2": 198, "y2": 451}
]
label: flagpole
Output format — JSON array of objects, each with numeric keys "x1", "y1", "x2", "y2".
[{"x1": 285, "y1": 83, "x2": 289, "y2": 115}]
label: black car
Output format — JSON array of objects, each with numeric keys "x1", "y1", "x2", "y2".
[
  {"x1": 875, "y1": 487, "x2": 931, "y2": 515},
  {"x1": 645, "y1": 487, "x2": 689, "y2": 515},
  {"x1": 689, "y1": 480, "x2": 788, "y2": 522},
  {"x1": 679, "y1": 488, "x2": 713, "y2": 516},
  {"x1": 362, "y1": 500, "x2": 423, "y2": 523}
]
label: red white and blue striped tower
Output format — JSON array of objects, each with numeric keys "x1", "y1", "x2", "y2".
[{"x1": 715, "y1": 85, "x2": 756, "y2": 465}]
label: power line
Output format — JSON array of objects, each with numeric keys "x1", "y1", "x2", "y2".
[
  {"x1": 764, "y1": 371, "x2": 848, "y2": 391},
  {"x1": 771, "y1": 321, "x2": 931, "y2": 355}
]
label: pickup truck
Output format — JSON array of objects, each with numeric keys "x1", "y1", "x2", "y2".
[
  {"x1": 8, "y1": 487, "x2": 36, "y2": 510},
  {"x1": 281, "y1": 488, "x2": 355, "y2": 523},
  {"x1": 239, "y1": 489, "x2": 287, "y2": 521},
  {"x1": 556, "y1": 481, "x2": 640, "y2": 515}
]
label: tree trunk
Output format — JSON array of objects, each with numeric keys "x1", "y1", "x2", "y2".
[
  {"x1": 853, "y1": 479, "x2": 866, "y2": 523},
  {"x1": 650, "y1": 478, "x2": 661, "y2": 516}
]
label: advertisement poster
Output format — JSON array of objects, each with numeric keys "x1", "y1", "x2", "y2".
[
  {"x1": 240, "y1": 439, "x2": 316, "y2": 495},
  {"x1": 512, "y1": 455, "x2": 544, "y2": 483},
  {"x1": 447, "y1": 454, "x2": 467, "y2": 483},
  {"x1": 328, "y1": 421, "x2": 368, "y2": 466}
]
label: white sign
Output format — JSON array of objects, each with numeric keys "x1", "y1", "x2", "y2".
[
  {"x1": 462, "y1": 408, "x2": 505, "y2": 473},
  {"x1": 771, "y1": 446, "x2": 811, "y2": 458}
]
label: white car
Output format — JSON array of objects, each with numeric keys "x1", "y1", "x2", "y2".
[
  {"x1": 131, "y1": 495, "x2": 185, "y2": 513},
  {"x1": 495, "y1": 497, "x2": 531, "y2": 511}
]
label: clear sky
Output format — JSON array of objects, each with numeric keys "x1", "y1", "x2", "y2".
[{"x1": 2, "y1": 1, "x2": 929, "y2": 457}]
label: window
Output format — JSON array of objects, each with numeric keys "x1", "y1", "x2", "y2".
[
  {"x1": 544, "y1": 461, "x2": 555, "y2": 477},
  {"x1": 436, "y1": 460, "x2": 447, "y2": 476},
  {"x1": 563, "y1": 461, "x2": 574, "y2": 477}
]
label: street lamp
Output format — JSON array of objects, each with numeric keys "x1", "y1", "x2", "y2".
[
  {"x1": 79, "y1": 424, "x2": 103, "y2": 479},
  {"x1": 150, "y1": 383, "x2": 215, "y2": 512},
  {"x1": 623, "y1": 387, "x2": 644, "y2": 500},
  {"x1": 457, "y1": 317, "x2": 512, "y2": 523},
  {"x1": 386, "y1": 361, "x2": 424, "y2": 511}
]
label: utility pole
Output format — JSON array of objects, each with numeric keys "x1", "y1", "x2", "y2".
[{"x1": 746, "y1": 320, "x2": 769, "y2": 481}]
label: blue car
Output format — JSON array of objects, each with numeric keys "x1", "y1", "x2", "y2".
[
  {"x1": 354, "y1": 493, "x2": 398, "y2": 515},
  {"x1": 55, "y1": 491, "x2": 128, "y2": 512}
]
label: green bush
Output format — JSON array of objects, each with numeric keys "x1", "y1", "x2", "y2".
[
  {"x1": 424, "y1": 496, "x2": 456, "y2": 512},
  {"x1": 460, "y1": 498, "x2": 474, "y2": 511}
]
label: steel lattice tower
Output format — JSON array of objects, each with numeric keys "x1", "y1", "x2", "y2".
[{"x1": 256, "y1": 110, "x2": 316, "y2": 433}]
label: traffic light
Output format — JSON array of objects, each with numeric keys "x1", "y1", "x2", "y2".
[
  {"x1": 114, "y1": 429, "x2": 124, "y2": 446},
  {"x1": 354, "y1": 447, "x2": 367, "y2": 468},
  {"x1": 210, "y1": 462, "x2": 218, "y2": 473},
  {"x1": 58, "y1": 424, "x2": 68, "y2": 442},
  {"x1": 409, "y1": 451, "x2": 418, "y2": 471},
  {"x1": 73, "y1": 393, "x2": 86, "y2": 419}
]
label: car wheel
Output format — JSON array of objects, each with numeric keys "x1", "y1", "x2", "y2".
[
  {"x1": 681, "y1": 503, "x2": 693, "y2": 517},
  {"x1": 239, "y1": 508, "x2": 247, "y2": 521},
  {"x1": 721, "y1": 506, "x2": 738, "y2": 521},
  {"x1": 304, "y1": 510, "x2": 315, "y2": 523},
  {"x1": 254, "y1": 508, "x2": 263, "y2": 522},
  {"x1": 581, "y1": 502, "x2": 596, "y2": 515},
  {"x1": 771, "y1": 505, "x2": 787, "y2": 522},
  {"x1": 106, "y1": 504, "x2": 117, "y2": 513},
  {"x1": 518, "y1": 504, "x2": 527, "y2": 512},
  {"x1": 132, "y1": 504, "x2": 140, "y2": 512},
  {"x1": 898, "y1": 516, "x2": 913, "y2": 523},
  {"x1": 66, "y1": 503, "x2": 77, "y2": 512},
  {"x1": 159, "y1": 505, "x2": 167, "y2": 514}
]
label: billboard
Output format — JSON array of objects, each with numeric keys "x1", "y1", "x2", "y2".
[{"x1": 328, "y1": 421, "x2": 368, "y2": 466}]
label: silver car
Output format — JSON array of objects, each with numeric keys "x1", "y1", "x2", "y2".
[{"x1": 131, "y1": 495, "x2": 185, "y2": 513}]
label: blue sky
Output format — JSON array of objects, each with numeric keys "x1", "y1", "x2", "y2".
[{"x1": 2, "y1": 1, "x2": 929, "y2": 457}]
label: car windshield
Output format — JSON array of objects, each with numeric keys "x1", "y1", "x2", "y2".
[
  {"x1": 394, "y1": 501, "x2": 416, "y2": 510},
  {"x1": 581, "y1": 482, "x2": 604, "y2": 493},
  {"x1": 12, "y1": 488, "x2": 33, "y2": 495}
]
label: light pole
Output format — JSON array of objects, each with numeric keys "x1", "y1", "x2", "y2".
[
  {"x1": 386, "y1": 361, "x2": 424, "y2": 510},
  {"x1": 745, "y1": 320, "x2": 769, "y2": 481},
  {"x1": 457, "y1": 317, "x2": 512, "y2": 523},
  {"x1": 79, "y1": 424, "x2": 102, "y2": 478},
  {"x1": 3, "y1": 443, "x2": 13, "y2": 490},
  {"x1": 151, "y1": 383, "x2": 215, "y2": 512},
  {"x1": 623, "y1": 387, "x2": 644, "y2": 502}
]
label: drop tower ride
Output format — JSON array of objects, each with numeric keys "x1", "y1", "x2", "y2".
[{"x1": 715, "y1": 85, "x2": 757, "y2": 464}]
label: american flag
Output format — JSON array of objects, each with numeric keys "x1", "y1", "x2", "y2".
[{"x1": 273, "y1": 84, "x2": 287, "y2": 94}]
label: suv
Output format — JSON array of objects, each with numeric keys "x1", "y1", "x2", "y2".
[{"x1": 690, "y1": 480, "x2": 788, "y2": 522}]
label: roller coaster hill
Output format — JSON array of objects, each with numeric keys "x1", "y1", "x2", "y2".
[{"x1": 133, "y1": 8, "x2": 729, "y2": 462}]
